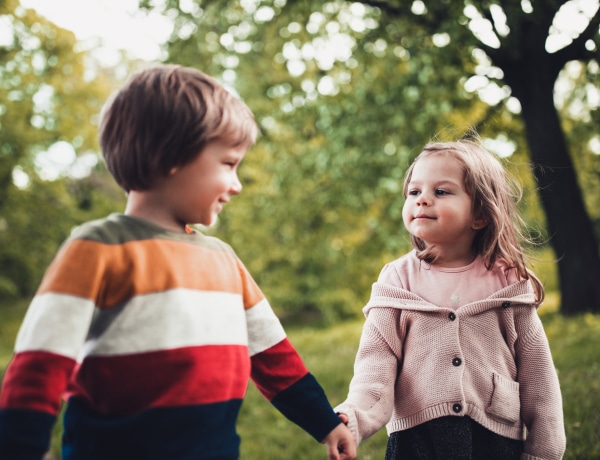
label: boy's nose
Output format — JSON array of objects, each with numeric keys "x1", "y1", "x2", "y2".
[{"x1": 230, "y1": 175, "x2": 243, "y2": 195}]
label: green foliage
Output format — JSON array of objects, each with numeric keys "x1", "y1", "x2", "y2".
[
  {"x1": 0, "y1": 298, "x2": 28, "y2": 366},
  {"x1": 529, "y1": 246, "x2": 559, "y2": 294},
  {"x1": 0, "y1": 0, "x2": 123, "y2": 300},
  {"x1": 141, "y1": 0, "x2": 599, "y2": 320},
  {"x1": 3, "y1": 0, "x2": 597, "y2": 319},
  {"x1": 0, "y1": 176, "x2": 77, "y2": 298},
  {"x1": 0, "y1": 167, "x2": 126, "y2": 301},
  {"x1": 0, "y1": 0, "x2": 105, "y2": 197},
  {"x1": 2, "y1": 0, "x2": 598, "y2": 321},
  {"x1": 160, "y1": 0, "x2": 510, "y2": 323},
  {"x1": 559, "y1": 63, "x2": 600, "y2": 237}
]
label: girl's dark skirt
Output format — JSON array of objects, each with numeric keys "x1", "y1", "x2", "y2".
[{"x1": 384, "y1": 416, "x2": 523, "y2": 460}]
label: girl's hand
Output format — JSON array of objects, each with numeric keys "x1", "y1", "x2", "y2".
[{"x1": 322, "y1": 422, "x2": 357, "y2": 460}]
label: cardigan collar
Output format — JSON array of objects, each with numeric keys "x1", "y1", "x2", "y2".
[{"x1": 363, "y1": 280, "x2": 538, "y2": 317}]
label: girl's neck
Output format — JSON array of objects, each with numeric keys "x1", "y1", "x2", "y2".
[{"x1": 428, "y1": 248, "x2": 477, "y2": 268}]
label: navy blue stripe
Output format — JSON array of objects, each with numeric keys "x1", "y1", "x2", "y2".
[
  {"x1": 0, "y1": 408, "x2": 56, "y2": 460},
  {"x1": 63, "y1": 397, "x2": 243, "y2": 460},
  {"x1": 270, "y1": 373, "x2": 341, "y2": 441}
]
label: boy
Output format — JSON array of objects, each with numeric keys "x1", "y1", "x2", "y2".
[{"x1": 0, "y1": 64, "x2": 356, "y2": 460}]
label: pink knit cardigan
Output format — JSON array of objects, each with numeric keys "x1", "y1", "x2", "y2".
[{"x1": 335, "y1": 280, "x2": 566, "y2": 460}]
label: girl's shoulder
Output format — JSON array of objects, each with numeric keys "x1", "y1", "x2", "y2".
[
  {"x1": 382, "y1": 251, "x2": 420, "y2": 270},
  {"x1": 488, "y1": 258, "x2": 521, "y2": 286},
  {"x1": 377, "y1": 251, "x2": 421, "y2": 286}
]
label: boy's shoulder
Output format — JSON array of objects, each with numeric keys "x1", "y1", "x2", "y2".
[
  {"x1": 68, "y1": 214, "x2": 131, "y2": 243},
  {"x1": 68, "y1": 214, "x2": 235, "y2": 254},
  {"x1": 69, "y1": 213, "x2": 163, "y2": 245}
]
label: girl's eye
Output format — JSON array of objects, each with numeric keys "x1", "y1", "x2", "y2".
[
  {"x1": 408, "y1": 189, "x2": 420, "y2": 196},
  {"x1": 435, "y1": 189, "x2": 449, "y2": 196}
]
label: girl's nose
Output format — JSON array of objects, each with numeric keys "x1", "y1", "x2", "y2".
[{"x1": 416, "y1": 192, "x2": 430, "y2": 206}]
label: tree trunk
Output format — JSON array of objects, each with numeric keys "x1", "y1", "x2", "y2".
[{"x1": 503, "y1": 62, "x2": 600, "y2": 314}]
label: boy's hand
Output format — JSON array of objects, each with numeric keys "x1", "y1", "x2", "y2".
[{"x1": 322, "y1": 421, "x2": 356, "y2": 460}]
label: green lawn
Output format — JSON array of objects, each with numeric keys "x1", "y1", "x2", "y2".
[{"x1": 1, "y1": 295, "x2": 599, "y2": 459}]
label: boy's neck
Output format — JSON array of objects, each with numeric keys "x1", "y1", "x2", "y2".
[{"x1": 124, "y1": 190, "x2": 188, "y2": 233}]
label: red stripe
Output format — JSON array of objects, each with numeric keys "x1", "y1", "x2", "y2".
[
  {"x1": 67, "y1": 345, "x2": 251, "y2": 415},
  {"x1": 0, "y1": 351, "x2": 75, "y2": 415},
  {"x1": 250, "y1": 338, "x2": 308, "y2": 400}
]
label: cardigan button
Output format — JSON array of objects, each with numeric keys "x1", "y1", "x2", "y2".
[
  {"x1": 452, "y1": 357, "x2": 462, "y2": 367},
  {"x1": 448, "y1": 312, "x2": 456, "y2": 321},
  {"x1": 501, "y1": 301, "x2": 510, "y2": 308},
  {"x1": 452, "y1": 403, "x2": 462, "y2": 413}
]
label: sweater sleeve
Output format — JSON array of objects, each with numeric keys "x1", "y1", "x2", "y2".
[
  {"x1": 238, "y1": 262, "x2": 341, "y2": 442},
  {"x1": 334, "y1": 307, "x2": 402, "y2": 445},
  {"x1": 249, "y1": 333, "x2": 342, "y2": 442},
  {"x1": 515, "y1": 309, "x2": 566, "y2": 460},
  {"x1": 0, "y1": 239, "x2": 98, "y2": 460}
]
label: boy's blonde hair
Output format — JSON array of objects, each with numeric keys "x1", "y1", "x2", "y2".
[
  {"x1": 403, "y1": 136, "x2": 544, "y2": 302},
  {"x1": 99, "y1": 64, "x2": 258, "y2": 192}
]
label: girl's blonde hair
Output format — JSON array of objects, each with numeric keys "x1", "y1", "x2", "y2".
[{"x1": 403, "y1": 135, "x2": 544, "y2": 302}]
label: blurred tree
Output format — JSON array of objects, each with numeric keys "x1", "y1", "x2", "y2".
[
  {"x1": 455, "y1": 0, "x2": 600, "y2": 314},
  {"x1": 142, "y1": 0, "x2": 499, "y2": 321},
  {"x1": 0, "y1": 0, "x2": 123, "y2": 299},
  {"x1": 147, "y1": 0, "x2": 600, "y2": 317},
  {"x1": 558, "y1": 60, "x2": 600, "y2": 246}
]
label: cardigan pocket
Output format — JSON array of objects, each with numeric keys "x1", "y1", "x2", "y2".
[{"x1": 486, "y1": 373, "x2": 520, "y2": 423}]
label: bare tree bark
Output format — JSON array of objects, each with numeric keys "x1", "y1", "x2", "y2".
[{"x1": 484, "y1": 3, "x2": 600, "y2": 313}]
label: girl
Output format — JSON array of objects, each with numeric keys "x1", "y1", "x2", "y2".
[{"x1": 336, "y1": 137, "x2": 566, "y2": 459}]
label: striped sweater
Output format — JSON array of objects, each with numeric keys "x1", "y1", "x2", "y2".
[{"x1": 0, "y1": 214, "x2": 341, "y2": 460}]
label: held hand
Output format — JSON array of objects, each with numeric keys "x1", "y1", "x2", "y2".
[{"x1": 322, "y1": 422, "x2": 357, "y2": 460}]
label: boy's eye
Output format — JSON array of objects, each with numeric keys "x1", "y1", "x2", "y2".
[
  {"x1": 408, "y1": 189, "x2": 420, "y2": 196},
  {"x1": 435, "y1": 189, "x2": 449, "y2": 195}
]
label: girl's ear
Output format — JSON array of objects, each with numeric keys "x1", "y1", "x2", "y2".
[{"x1": 472, "y1": 218, "x2": 487, "y2": 230}]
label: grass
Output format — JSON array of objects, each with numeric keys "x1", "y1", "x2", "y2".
[
  {"x1": 1, "y1": 295, "x2": 599, "y2": 459},
  {"x1": 541, "y1": 306, "x2": 600, "y2": 458},
  {"x1": 236, "y1": 320, "x2": 389, "y2": 459}
]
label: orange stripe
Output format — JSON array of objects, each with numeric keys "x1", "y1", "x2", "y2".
[
  {"x1": 235, "y1": 257, "x2": 265, "y2": 310},
  {"x1": 38, "y1": 238, "x2": 264, "y2": 309}
]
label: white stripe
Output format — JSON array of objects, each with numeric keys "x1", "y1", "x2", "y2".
[
  {"x1": 245, "y1": 298, "x2": 286, "y2": 357},
  {"x1": 15, "y1": 293, "x2": 95, "y2": 359},
  {"x1": 81, "y1": 289, "x2": 248, "y2": 357}
]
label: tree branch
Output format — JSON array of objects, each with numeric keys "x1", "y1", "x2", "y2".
[{"x1": 553, "y1": 6, "x2": 600, "y2": 64}]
